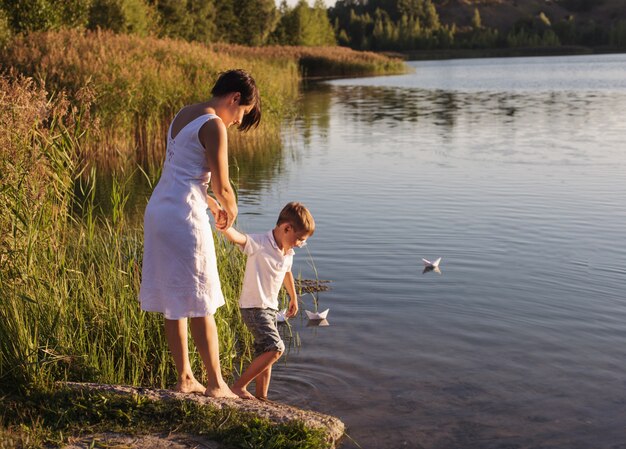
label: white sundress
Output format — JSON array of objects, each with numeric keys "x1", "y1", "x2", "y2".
[{"x1": 139, "y1": 113, "x2": 225, "y2": 319}]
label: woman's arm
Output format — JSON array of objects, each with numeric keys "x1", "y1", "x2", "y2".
[{"x1": 199, "y1": 118, "x2": 238, "y2": 229}]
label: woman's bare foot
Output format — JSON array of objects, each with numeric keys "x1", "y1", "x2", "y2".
[
  {"x1": 205, "y1": 382, "x2": 239, "y2": 399},
  {"x1": 231, "y1": 385, "x2": 256, "y2": 400},
  {"x1": 174, "y1": 377, "x2": 205, "y2": 394}
]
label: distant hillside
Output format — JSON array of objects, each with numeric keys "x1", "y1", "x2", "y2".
[{"x1": 435, "y1": 0, "x2": 626, "y2": 31}]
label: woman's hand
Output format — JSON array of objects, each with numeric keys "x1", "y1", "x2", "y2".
[{"x1": 223, "y1": 204, "x2": 238, "y2": 230}]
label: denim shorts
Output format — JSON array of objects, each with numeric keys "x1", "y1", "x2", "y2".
[{"x1": 240, "y1": 308, "x2": 285, "y2": 356}]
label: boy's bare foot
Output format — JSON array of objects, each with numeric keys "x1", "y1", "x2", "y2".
[
  {"x1": 205, "y1": 382, "x2": 239, "y2": 399},
  {"x1": 231, "y1": 385, "x2": 256, "y2": 400},
  {"x1": 174, "y1": 378, "x2": 205, "y2": 394},
  {"x1": 255, "y1": 396, "x2": 274, "y2": 403}
]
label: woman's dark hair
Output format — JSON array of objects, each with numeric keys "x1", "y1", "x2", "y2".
[{"x1": 211, "y1": 69, "x2": 261, "y2": 132}]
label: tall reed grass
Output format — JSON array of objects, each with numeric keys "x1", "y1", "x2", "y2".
[
  {"x1": 0, "y1": 74, "x2": 252, "y2": 394},
  {"x1": 0, "y1": 29, "x2": 300, "y2": 169},
  {"x1": 213, "y1": 43, "x2": 408, "y2": 78}
]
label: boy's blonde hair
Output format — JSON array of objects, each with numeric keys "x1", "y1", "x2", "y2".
[{"x1": 277, "y1": 202, "x2": 315, "y2": 235}]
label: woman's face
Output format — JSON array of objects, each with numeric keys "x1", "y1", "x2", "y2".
[
  {"x1": 231, "y1": 104, "x2": 254, "y2": 128},
  {"x1": 226, "y1": 93, "x2": 254, "y2": 128}
]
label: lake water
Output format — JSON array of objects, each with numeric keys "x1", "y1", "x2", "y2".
[{"x1": 233, "y1": 54, "x2": 626, "y2": 448}]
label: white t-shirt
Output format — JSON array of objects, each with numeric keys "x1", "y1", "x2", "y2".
[{"x1": 238, "y1": 231, "x2": 294, "y2": 310}]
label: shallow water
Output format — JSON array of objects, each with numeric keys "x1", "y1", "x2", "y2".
[{"x1": 233, "y1": 54, "x2": 626, "y2": 448}]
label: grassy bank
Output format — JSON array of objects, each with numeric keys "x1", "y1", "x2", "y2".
[
  {"x1": 0, "y1": 32, "x2": 402, "y2": 446},
  {"x1": 213, "y1": 43, "x2": 407, "y2": 78},
  {"x1": 0, "y1": 389, "x2": 329, "y2": 449},
  {"x1": 0, "y1": 29, "x2": 299, "y2": 169}
]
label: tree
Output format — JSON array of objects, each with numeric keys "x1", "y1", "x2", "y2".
[
  {"x1": 0, "y1": 7, "x2": 11, "y2": 46},
  {"x1": 271, "y1": 0, "x2": 336, "y2": 46},
  {"x1": 213, "y1": 0, "x2": 242, "y2": 43},
  {"x1": 1, "y1": 0, "x2": 92, "y2": 32},
  {"x1": 237, "y1": 0, "x2": 278, "y2": 45},
  {"x1": 153, "y1": 0, "x2": 216, "y2": 43},
  {"x1": 89, "y1": 0, "x2": 156, "y2": 36},
  {"x1": 422, "y1": 0, "x2": 439, "y2": 29},
  {"x1": 610, "y1": 20, "x2": 626, "y2": 48},
  {"x1": 471, "y1": 7, "x2": 481, "y2": 30}
]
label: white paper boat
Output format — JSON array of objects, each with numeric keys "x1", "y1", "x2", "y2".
[
  {"x1": 422, "y1": 257, "x2": 442, "y2": 268},
  {"x1": 305, "y1": 309, "x2": 329, "y2": 320},
  {"x1": 306, "y1": 318, "x2": 329, "y2": 327},
  {"x1": 276, "y1": 309, "x2": 288, "y2": 322}
]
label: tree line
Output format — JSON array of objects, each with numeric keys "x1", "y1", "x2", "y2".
[
  {"x1": 1, "y1": 0, "x2": 625, "y2": 51},
  {"x1": 329, "y1": 0, "x2": 626, "y2": 51},
  {"x1": 0, "y1": 0, "x2": 336, "y2": 47}
]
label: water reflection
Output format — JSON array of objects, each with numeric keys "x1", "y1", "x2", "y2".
[
  {"x1": 306, "y1": 319, "x2": 329, "y2": 327},
  {"x1": 290, "y1": 82, "x2": 626, "y2": 170},
  {"x1": 298, "y1": 83, "x2": 333, "y2": 145},
  {"x1": 229, "y1": 132, "x2": 285, "y2": 194}
]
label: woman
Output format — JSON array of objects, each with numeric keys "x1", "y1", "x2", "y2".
[{"x1": 139, "y1": 69, "x2": 261, "y2": 397}]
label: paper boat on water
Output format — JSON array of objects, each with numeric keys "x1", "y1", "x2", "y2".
[
  {"x1": 307, "y1": 318, "x2": 329, "y2": 327},
  {"x1": 422, "y1": 257, "x2": 442, "y2": 274},
  {"x1": 277, "y1": 309, "x2": 288, "y2": 322},
  {"x1": 305, "y1": 309, "x2": 329, "y2": 320},
  {"x1": 422, "y1": 257, "x2": 441, "y2": 268}
]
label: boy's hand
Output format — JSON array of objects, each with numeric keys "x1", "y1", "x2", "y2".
[
  {"x1": 287, "y1": 297, "x2": 299, "y2": 317},
  {"x1": 211, "y1": 209, "x2": 228, "y2": 230}
]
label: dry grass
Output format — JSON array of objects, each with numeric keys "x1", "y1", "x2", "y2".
[
  {"x1": 0, "y1": 29, "x2": 299, "y2": 168},
  {"x1": 213, "y1": 43, "x2": 407, "y2": 78}
]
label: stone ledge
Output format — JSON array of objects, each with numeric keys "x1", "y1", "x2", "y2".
[{"x1": 64, "y1": 382, "x2": 345, "y2": 448}]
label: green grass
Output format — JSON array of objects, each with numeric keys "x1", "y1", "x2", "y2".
[
  {"x1": 0, "y1": 389, "x2": 331, "y2": 449},
  {"x1": 0, "y1": 73, "x2": 251, "y2": 394}
]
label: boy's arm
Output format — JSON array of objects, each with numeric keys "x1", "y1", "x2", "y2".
[
  {"x1": 206, "y1": 195, "x2": 227, "y2": 229},
  {"x1": 283, "y1": 271, "x2": 299, "y2": 317},
  {"x1": 220, "y1": 226, "x2": 247, "y2": 247},
  {"x1": 206, "y1": 195, "x2": 220, "y2": 214}
]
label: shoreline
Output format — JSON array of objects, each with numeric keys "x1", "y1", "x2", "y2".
[
  {"x1": 2, "y1": 383, "x2": 346, "y2": 449},
  {"x1": 383, "y1": 45, "x2": 626, "y2": 61}
]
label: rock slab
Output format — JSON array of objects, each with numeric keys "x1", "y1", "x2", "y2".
[{"x1": 64, "y1": 382, "x2": 345, "y2": 448}]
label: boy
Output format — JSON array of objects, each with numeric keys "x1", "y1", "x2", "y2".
[{"x1": 219, "y1": 202, "x2": 315, "y2": 400}]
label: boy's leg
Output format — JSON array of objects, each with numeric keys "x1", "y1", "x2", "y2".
[
  {"x1": 164, "y1": 318, "x2": 204, "y2": 394},
  {"x1": 254, "y1": 365, "x2": 273, "y2": 400},
  {"x1": 232, "y1": 350, "x2": 282, "y2": 399},
  {"x1": 189, "y1": 315, "x2": 238, "y2": 399}
]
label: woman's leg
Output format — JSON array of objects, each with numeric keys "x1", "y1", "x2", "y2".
[
  {"x1": 164, "y1": 318, "x2": 205, "y2": 393},
  {"x1": 190, "y1": 315, "x2": 238, "y2": 398}
]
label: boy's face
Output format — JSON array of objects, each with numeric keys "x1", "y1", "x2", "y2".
[{"x1": 282, "y1": 225, "x2": 311, "y2": 250}]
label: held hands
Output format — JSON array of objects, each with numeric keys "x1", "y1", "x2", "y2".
[
  {"x1": 208, "y1": 206, "x2": 228, "y2": 231},
  {"x1": 286, "y1": 297, "x2": 299, "y2": 318},
  {"x1": 214, "y1": 209, "x2": 228, "y2": 231}
]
